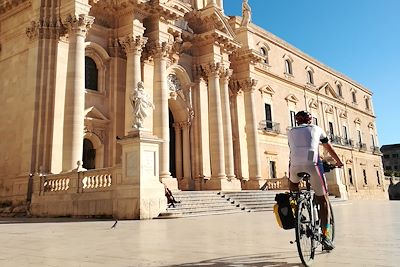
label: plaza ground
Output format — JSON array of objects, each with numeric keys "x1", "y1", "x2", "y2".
[{"x1": 0, "y1": 200, "x2": 399, "y2": 267}]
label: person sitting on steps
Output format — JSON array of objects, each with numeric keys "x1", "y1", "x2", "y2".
[{"x1": 164, "y1": 185, "x2": 180, "y2": 208}]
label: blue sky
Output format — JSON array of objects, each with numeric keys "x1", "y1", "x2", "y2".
[{"x1": 224, "y1": 0, "x2": 400, "y2": 146}]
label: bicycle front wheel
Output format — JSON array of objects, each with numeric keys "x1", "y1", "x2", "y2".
[
  {"x1": 328, "y1": 201, "x2": 335, "y2": 243},
  {"x1": 295, "y1": 198, "x2": 315, "y2": 267}
]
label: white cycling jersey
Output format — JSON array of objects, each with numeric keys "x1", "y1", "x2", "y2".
[{"x1": 288, "y1": 123, "x2": 328, "y2": 166}]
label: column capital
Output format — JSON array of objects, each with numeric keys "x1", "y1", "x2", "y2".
[
  {"x1": 239, "y1": 78, "x2": 258, "y2": 93},
  {"x1": 219, "y1": 68, "x2": 233, "y2": 81},
  {"x1": 202, "y1": 62, "x2": 223, "y2": 78},
  {"x1": 119, "y1": 34, "x2": 148, "y2": 55},
  {"x1": 26, "y1": 19, "x2": 67, "y2": 41},
  {"x1": 146, "y1": 40, "x2": 172, "y2": 60},
  {"x1": 64, "y1": 14, "x2": 94, "y2": 38}
]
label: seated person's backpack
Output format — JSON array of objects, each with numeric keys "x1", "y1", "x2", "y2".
[{"x1": 273, "y1": 193, "x2": 296, "y2": 230}]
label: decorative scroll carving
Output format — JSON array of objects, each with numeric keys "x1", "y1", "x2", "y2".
[
  {"x1": 325, "y1": 104, "x2": 334, "y2": 114},
  {"x1": 167, "y1": 73, "x2": 182, "y2": 92},
  {"x1": 308, "y1": 98, "x2": 319, "y2": 109},
  {"x1": 26, "y1": 19, "x2": 66, "y2": 40},
  {"x1": 146, "y1": 40, "x2": 172, "y2": 60}
]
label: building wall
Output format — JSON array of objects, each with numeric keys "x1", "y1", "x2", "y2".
[{"x1": 0, "y1": 0, "x2": 386, "y2": 202}]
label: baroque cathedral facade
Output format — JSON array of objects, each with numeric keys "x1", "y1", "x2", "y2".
[{"x1": 0, "y1": 0, "x2": 386, "y2": 218}]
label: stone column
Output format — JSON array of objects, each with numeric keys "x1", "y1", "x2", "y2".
[
  {"x1": 182, "y1": 121, "x2": 191, "y2": 182},
  {"x1": 204, "y1": 63, "x2": 226, "y2": 180},
  {"x1": 220, "y1": 68, "x2": 235, "y2": 180},
  {"x1": 241, "y1": 78, "x2": 262, "y2": 189},
  {"x1": 119, "y1": 34, "x2": 147, "y2": 135},
  {"x1": 62, "y1": 14, "x2": 94, "y2": 171},
  {"x1": 174, "y1": 123, "x2": 183, "y2": 179},
  {"x1": 151, "y1": 41, "x2": 174, "y2": 186}
]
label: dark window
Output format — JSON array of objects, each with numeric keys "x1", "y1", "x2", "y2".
[
  {"x1": 307, "y1": 70, "x2": 314, "y2": 84},
  {"x1": 357, "y1": 130, "x2": 362, "y2": 144},
  {"x1": 386, "y1": 166, "x2": 392, "y2": 170},
  {"x1": 363, "y1": 169, "x2": 367, "y2": 185},
  {"x1": 337, "y1": 84, "x2": 342, "y2": 97},
  {"x1": 82, "y1": 138, "x2": 96, "y2": 170},
  {"x1": 371, "y1": 134, "x2": 375, "y2": 147},
  {"x1": 329, "y1": 122, "x2": 334, "y2": 136},
  {"x1": 260, "y1": 47, "x2": 268, "y2": 64},
  {"x1": 365, "y1": 98, "x2": 370, "y2": 110},
  {"x1": 290, "y1": 111, "x2": 296, "y2": 127},
  {"x1": 395, "y1": 166, "x2": 399, "y2": 170},
  {"x1": 352, "y1": 91, "x2": 357, "y2": 103},
  {"x1": 85, "y1": 56, "x2": 98, "y2": 91},
  {"x1": 264, "y1": 103, "x2": 273, "y2": 129},
  {"x1": 270, "y1": 161, "x2": 276, "y2": 178},
  {"x1": 285, "y1": 60, "x2": 292, "y2": 75},
  {"x1": 383, "y1": 154, "x2": 390, "y2": 159},
  {"x1": 392, "y1": 154, "x2": 399, "y2": 158},
  {"x1": 343, "y1": 125, "x2": 348, "y2": 140},
  {"x1": 312, "y1": 117, "x2": 318, "y2": 126},
  {"x1": 377, "y1": 171, "x2": 381, "y2": 185},
  {"x1": 348, "y1": 168, "x2": 353, "y2": 185}
]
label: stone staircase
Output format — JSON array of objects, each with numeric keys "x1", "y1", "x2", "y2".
[{"x1": 158, "y1": 190, "x2": 286, "y2": 218}]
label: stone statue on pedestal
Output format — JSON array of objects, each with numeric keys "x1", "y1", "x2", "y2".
[
  {"x1": 130, "y1": 81, "x2": 154, "y2": 129},
  {"x1": 241, "y1": 0, "x2": 252, "y2": 27}
]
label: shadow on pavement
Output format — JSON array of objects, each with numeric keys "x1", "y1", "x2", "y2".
[
  {"x1": 164, "y1": 252, "x2": 302, "y2": 267},
  {"x1": 0, "y1": 217, "x2": 114, "y2": 224}
]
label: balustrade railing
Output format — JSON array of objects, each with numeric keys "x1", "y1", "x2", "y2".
[
  {"x1": 82, "y1": 169, "x2": 113, "y2": 190},
  {"x1": 356, "y1": 142, "x2": 367, "y2": 151},
  {"x1": 258, "y1": 120, "x2": 281, "y2": 134}
]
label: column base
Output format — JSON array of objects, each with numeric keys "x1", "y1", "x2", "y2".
[
  {"x1": 202, "y1": 178, "x2": 242, "y2": 191},
  {"x1": 241, "y1": 179, "x2": 266, "y2": 190}
]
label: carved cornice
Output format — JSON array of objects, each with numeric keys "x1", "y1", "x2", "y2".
[
  {"x1": 119, "y1": 34, "x2": 148, "y2": 55},
  {"x1": 0, "y1": 0, "x2": 30, "y2": 19},
  {"x1": 64, "y1": 14, "x2": 94, "y2": 38},
  {"x1": 231, "y1": 48, "x2": 263, "y2": 65}
]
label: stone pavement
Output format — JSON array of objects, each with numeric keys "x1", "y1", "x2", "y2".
[{"x1": 0, "y1": 200, "x2": 399, "y2": 267}]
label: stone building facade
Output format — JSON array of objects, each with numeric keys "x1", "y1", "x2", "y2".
[
  {"x1": 0, "y1": 0, "x2": 386, "y2": 217},
  {"x1": 381, "y1": 144, "x2": 400, "y2": 175}
]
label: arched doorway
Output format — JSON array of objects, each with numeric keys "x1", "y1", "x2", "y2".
[
  {"x1": 83, "y1": 138, "x2": 96, "y2": 169},
  {"x1": 169, "y1": 109, "x2": 176, "y2": 178}
]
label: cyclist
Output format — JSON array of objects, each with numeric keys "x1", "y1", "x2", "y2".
[{"x1": 288, "y1": 110, "x2": 343, "y2": 251}]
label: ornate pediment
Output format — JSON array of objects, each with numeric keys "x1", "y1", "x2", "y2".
[
  {"x1": 354, "y1": 117, "x2": 362, "y2": 124},
  {"x1": 308, "y1": 98, "x2": 319, "y2": 109},
  {"x1": 259, "y1": 85, "x2": 275, "y2": 96},
  {"x1": 317, "y1": 82, "x2": 339, "y2": 99},
  {"x1": 85, "y1": 107, "x2": 110, "y2": 122},
  {"x1": 285, "y1": 94, "x2": 299, "y2": 104},
  {"x1": 339, "y1": 110, "x2": 348, "y2": 119},
  {"x1": 368, "y1": 122, "x2": 375, "y2": 129},
  {"x1": 325, "y1": 104, "x2": 334, "y2": 114}
]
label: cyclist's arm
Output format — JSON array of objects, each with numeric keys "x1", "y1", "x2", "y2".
[{"x1": 322, "y1": 142, "x2": 343, "y2": 167}]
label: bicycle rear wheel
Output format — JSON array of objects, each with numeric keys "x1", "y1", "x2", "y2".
[{"x1": 295, "y1": 198, "x2": 315, "y2": 267}]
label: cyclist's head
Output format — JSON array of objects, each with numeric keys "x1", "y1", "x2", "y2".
[{"x1": 295, "y1": 110, "x2": 312, "y2": 125}]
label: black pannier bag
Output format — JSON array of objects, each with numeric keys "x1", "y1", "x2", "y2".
[{"x1": 273, "y1": 193, "x2": 296, "y2": 230}]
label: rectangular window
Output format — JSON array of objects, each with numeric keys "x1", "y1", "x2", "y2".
[
  {"x1": 269, "y1": 161, "x2": 276, "y2": 178},
  {"x1": 329, "y1": 122, "x2": 334, "y2": 135},
  {"x1": 348, "y1": 168, "x2": 353, "y2": 185},
  {"x1": 352, "y1": 92, "x2": 357, "y2": 103},
  {"x1": 363, "y1": 169, "x2": 367, "y2": 185},
  {"x1": 342, "y1": 125, "x2": 348, "y2": 140},
  {"x1": 386, "y1": 166, "x2": 392, "y2": 170},
  {"x1": 312, "y1": 117, "x2": 318, "y2": 126},
  {"x1": 371, "y1": 134, "x2": 375, "y2": 148},
  {"x1": 357, "y1": 130, "x2": 362, "y2": 144},
  {"x1": 392, "y1": 154, "x2": 399, "y2": 158},
  {"x1": 264, "y1": 103, "x2": 273, "y2": 129},
  {"x1": 365, "y1": 98, "x2": 370, "y2": 109},
  {"x1": 290, "y1": 111, "x2": 296, "y2": 127},
  {"x1": 377, "y1": 171, "x2": 381, "y2": 185},
  {"x1": 383, "y1": 154, "x2": 390, "y2": 159}
]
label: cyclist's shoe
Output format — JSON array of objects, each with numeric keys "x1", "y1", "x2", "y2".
[{"x1": 322, "y1": 236, "x2": 335, "y2": 251}]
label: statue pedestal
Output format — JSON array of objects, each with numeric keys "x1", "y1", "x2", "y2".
[
  {"x1": 325, "y1": 168, "x2": 348, "y2": 200},
  {"x1": 115, "y1": 129, "x2": 167, "y2": 219}
]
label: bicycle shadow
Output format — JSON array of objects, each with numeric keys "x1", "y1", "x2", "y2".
[{"x1": 164, "y1": 252, "x2": 302, "y2": 267}]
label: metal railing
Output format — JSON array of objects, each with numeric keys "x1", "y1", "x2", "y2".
[
  {"x1": 258, "y1": 120, "x2": 281, "y2": 134},
  {"x1": 356, "y1": 142, "x2": 367, "y2": 151}
]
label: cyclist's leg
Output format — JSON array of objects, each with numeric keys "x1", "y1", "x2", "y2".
[
  {"x1": 309, "y1": 164, "x2": 334, "y2": 249},
  {"x1": 289, "y1": 165, "x2": 302, "y2": 192}
]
